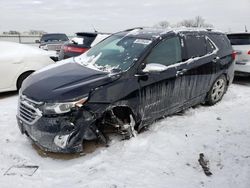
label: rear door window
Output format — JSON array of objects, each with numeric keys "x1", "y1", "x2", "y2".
[
  {"x1": 185, "y1": 34, "x2": 207, "y2": 58},
  {"x1": 146, "y1": 37, "x2": 182, "y2": 66},
  {"x1": 227, "y1": 34, "x2": 250, "y2": 45}
]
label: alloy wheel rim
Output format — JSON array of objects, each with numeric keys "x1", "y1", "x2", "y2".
[{"x1": 211, "y1": 79, "x2": 225, "y2": 102}]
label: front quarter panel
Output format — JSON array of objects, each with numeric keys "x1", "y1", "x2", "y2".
[{"x1": 87, "y1": 74, "x2": 140, "y2": 118}]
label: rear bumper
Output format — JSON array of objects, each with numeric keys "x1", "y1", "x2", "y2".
[{"x1": 235, "y1": 60, "x2": 250, "y2": 74}]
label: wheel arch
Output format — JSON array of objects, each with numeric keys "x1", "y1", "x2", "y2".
[
  {"x1": 100, "y1": 104, "x2": 141, "y2": 131},
  {"x1": 16, "y1": 70, "x2": 35, "y2": 90}
]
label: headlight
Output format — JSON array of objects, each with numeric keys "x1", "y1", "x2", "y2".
[
  {"x1": 40, "y1": 45, "x2": 48, "y2": 50},
  {"x1": 43, "y1": 97, "x2": 88, "y2": 114}
]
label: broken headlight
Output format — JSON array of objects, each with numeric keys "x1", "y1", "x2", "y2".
[{"x1": 43, "y1": 97, "x2": 88, "y2": 114}]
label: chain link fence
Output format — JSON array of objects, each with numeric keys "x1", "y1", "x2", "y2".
[
  {"x1": 0, "y1": 35, "x2": 74, "y2": 47},
  {"x1": 0, "y1": 35, "x2": 42, "y2": 46}
]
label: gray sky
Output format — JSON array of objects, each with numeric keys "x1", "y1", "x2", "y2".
[{"x1": 0, "y1": 0, "x2": 249, "y2": 34}]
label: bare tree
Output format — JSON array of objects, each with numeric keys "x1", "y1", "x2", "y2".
[
  {"x1": 155, "y1": 21, "x2": 170, "y2": 28},
  {"x1": 155, "y1": 16, "x2": 213, "y2": 29},
  {"x1": 177, "y1": 16, "x2": 213, "y2": 28},
  {"x1": 177, "y1": 19, "x2": 195, "y2": 27}
]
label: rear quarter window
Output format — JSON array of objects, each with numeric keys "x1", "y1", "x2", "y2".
[
  {"x1": 206, "y1": 38, "x2": 216, "y2": 54},
  {"x1": 227, "y1": 34, "x2": 250, "y2": 45},
  {"x1": 207, "y1": 33, "x2": 232, "y2": 57}
]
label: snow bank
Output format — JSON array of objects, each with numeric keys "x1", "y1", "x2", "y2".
[{"x1": 0, "y1": 83, "x2": 249, "y2": 188}]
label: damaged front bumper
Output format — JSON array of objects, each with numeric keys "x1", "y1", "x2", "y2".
[
  {"x1": 18, "y1": 117, "x2": 78, "y2": 153},
  {"x1": 16, "y1": 97, "x2": 98, "y2": 153}
]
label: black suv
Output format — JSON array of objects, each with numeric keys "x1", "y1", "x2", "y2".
[{"x1": 17, "y1": 28, "x2": 234, "y2": 153}]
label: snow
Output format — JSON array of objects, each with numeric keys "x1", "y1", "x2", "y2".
[
  {"x1": 0, "y1": 80, "x2": 250, "y2": 188},
  {"x1": 74, "y1": 52, "x2": 109, "y2": 72}
]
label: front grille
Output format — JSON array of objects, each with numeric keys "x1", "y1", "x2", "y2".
[
  {"x1": 47, "y1": 44, "x2": 62, "y2": 51},
  {"x1": 18, "y1": 95, "x2": 43, "y2": 125}
]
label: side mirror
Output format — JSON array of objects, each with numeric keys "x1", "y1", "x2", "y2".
[
  {"x1": 142, "y1": 63, "x2": 168, "y2": 73},
  {"x1": 35, "y1": 40, "x2": 40, "y2": 43}
]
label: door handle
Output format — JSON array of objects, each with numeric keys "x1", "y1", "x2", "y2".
[
  {"x1": 176, "y1": 69, "x2": 187, "y2": 77},
  {"x1": 212, "y1": 56, "x2": 220, "y2": 63}
]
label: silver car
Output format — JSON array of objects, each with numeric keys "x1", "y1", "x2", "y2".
[{"x1": 227, "y1": 33, "x2": 250, "y2": 76}]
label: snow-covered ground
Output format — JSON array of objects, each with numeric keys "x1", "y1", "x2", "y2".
[{"x1": 0, "y1": 78, "x2": 250, "y2": 188}]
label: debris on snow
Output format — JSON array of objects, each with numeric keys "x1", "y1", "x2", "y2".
[
  {"x1": 216, "y1": 117, "x2": 222, "y2": 121},
  {"x1": 4, "y1": 165, "x2": 39, "y2": 177},
  {"x1": 198, "y1": 153, "x2": 213, "y2": 176}
]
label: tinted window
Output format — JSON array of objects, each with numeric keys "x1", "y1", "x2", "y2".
[
  {"x1": 206, "y1": 38, "x2": 216, "y2": 54},
  {"x1": 76, "y1": 33, "x2": 97, "y2": 46},
  {"x1": 41, "y1": 34, "x2": 68, "y2": 42},
  {"x1": 81, "y1": 36, "x2": 96, "y2": 46},
  {"x1": 227, "y1": 34, "x2": 250, "y2": 45},
  {"x1": 185, "y1": 34, "x2": 206, "y2": 58},
  {"x1": 146, "y1": 37, "x2": 182, "y2": 66}
]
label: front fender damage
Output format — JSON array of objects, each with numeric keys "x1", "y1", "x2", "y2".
[{"x1": 17, "y1": 100, "x2": 139, "y2": 153}]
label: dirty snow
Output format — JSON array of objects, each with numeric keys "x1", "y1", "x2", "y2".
[{"x1": 0, "y1": 78, "x2": 250, "y2": 188}]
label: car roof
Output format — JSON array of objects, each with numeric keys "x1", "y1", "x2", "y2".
[
  {"x1": 114, "y1": 27, "x2": 224, "y2": 40},
  {"x1": 42, "y1": 33, "x2": 67, "y2": 36}
]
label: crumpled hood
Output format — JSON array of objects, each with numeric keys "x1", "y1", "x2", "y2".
[{"x1": 22, "y1": 61, "x2": 117, "y2": 102}]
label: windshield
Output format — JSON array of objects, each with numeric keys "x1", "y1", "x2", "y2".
[
  {"x1": 74, "y1": 34, "x2": 152, "y2": 72},
  {"x1": 41, "y1": 34, "x2": 69, "y2": 42},
  {"x1": 227, "y1": 34, "x2": 250, "y2": 45}
]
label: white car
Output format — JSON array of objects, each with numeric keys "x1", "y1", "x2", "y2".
[
  {"x1": 0, "y1": 41, "x2": 55, "y2": 92},
  {"x1": 227, "y1": 33, "x2": 250, "y2": 76}
]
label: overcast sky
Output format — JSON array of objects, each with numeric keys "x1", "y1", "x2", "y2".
[{"x1": 0, "y1": 0, "x2": 249, "y2": 34}]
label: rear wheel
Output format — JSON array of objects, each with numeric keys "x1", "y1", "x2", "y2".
[
  {"x1": 206, "y1": 75, "x2": 227, "y2": 105},
  {"x1": 17, "y1": 71, "x2": 33, "y2": 90}
]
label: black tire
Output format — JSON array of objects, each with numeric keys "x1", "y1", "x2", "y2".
[
  {"x1": 206, "y1": 75, "x2": 227, "y2": 105},
  {"x1": 17, "y1": 71, "x2": 33, "y2": 90}
]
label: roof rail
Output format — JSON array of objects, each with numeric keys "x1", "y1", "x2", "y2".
[{"x1": 123, "y1": 27, "x2": 144, "y2": 32}]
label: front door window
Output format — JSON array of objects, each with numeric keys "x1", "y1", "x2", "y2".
[{"x1": 145, "y1": 37, "x2": 182, "y2": 66}]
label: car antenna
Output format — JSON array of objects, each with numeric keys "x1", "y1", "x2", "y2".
[
  {"x1": 92, "y1": 25, "x2": 98, "y2": 33},
  {"x1": 245, "y1": 25, "x2": 248, "y2": 33}
]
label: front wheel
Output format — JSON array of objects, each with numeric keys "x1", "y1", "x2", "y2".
[{"x1": 206, "y1": 75, "x2": 227, "y2": 105}]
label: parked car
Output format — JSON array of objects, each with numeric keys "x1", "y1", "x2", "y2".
[
  {"x1": 58, "y1": 32, "x2": 110, "y2": 60},
  {"x1": 0, "y1": 41, "x2": 55, "y2": 93},
  {"x1": 17, "y1": 28, "x2": 234, "y2": 153},
  {"x1": 227, "y1": 33, "x2": 250, "y2": 76},
  {"x1": 37, "y1": 33, "x2": 69, "y2": 61}
]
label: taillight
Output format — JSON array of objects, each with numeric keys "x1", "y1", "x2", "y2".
[
  {"x1": 63, "y1": 46, "x2": 88, "y2": 53},
  {"x1": 248, "y1": 50, "x2": 250, "y2": 55},
  {"x1": 232, "y1": 51, "x2": 237, "y2": 60}
]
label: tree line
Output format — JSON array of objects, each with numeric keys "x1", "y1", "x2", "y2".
[{"x1": 155, "y1": 16, "x2": 213, "y2": 28}]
